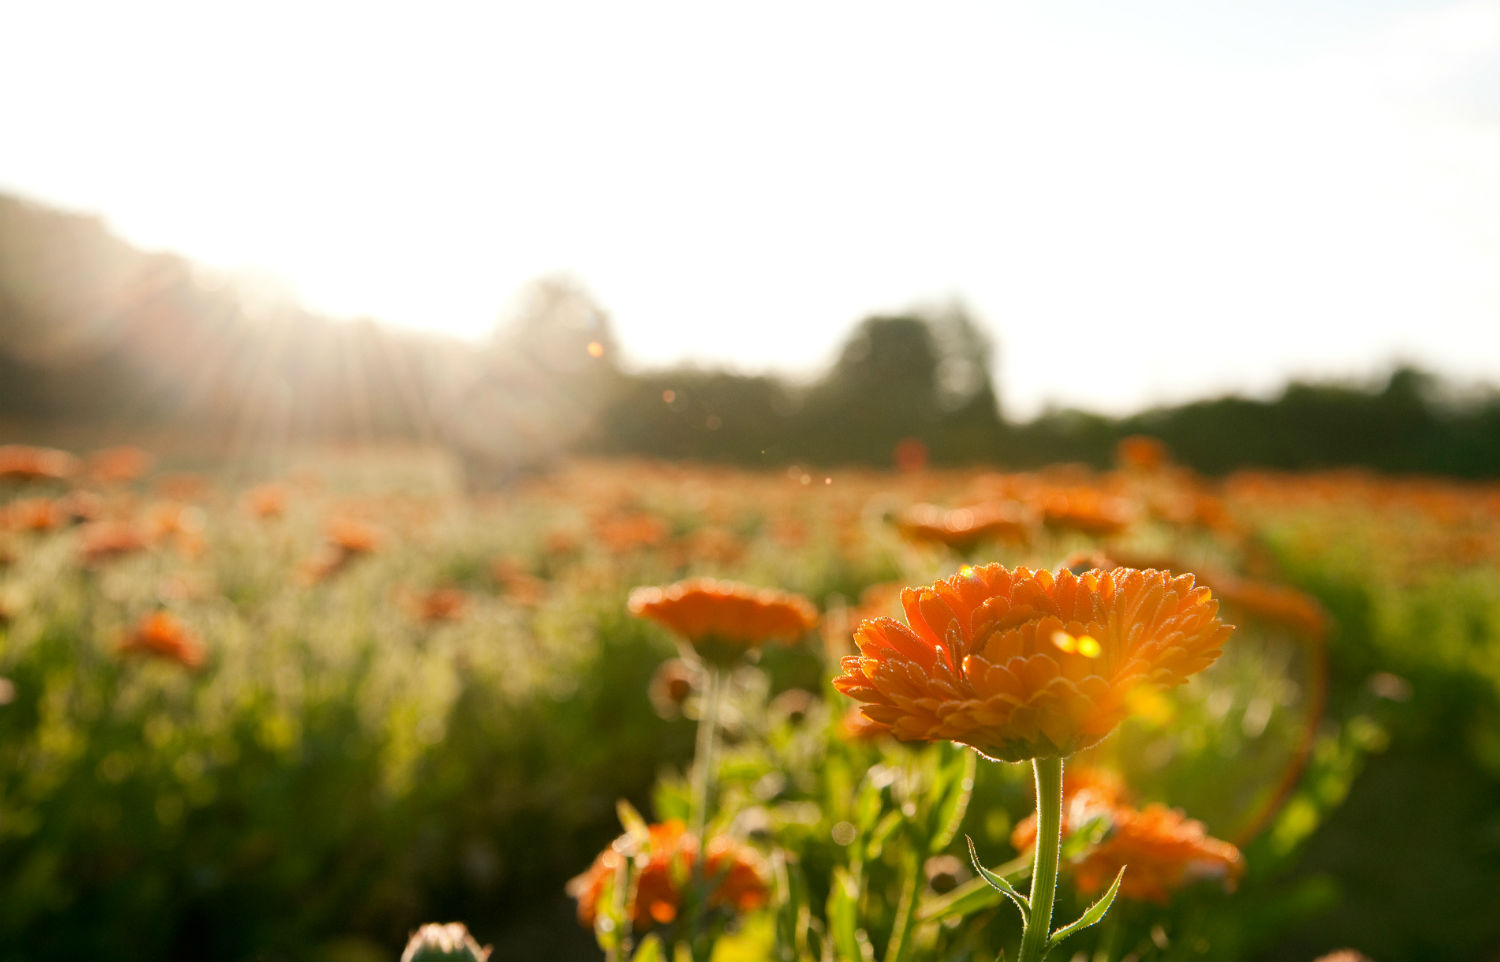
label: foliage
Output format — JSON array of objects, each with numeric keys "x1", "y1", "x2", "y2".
[{"x1": 0, "y1": 446, "x2": 1497, "y2": 961}]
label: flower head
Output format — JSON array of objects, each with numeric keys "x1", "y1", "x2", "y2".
[
  {"x1": 1010, "y1": 773, "x2": 1243, "y2": 903},
  {"x1": 833, "y1": 564, "x2": 1233, "y2": 762},
  {"x1": 567, "y1": 820, "x2": 769, "y2": 931},
  {"x1": 0, "y1": 445, "x2": 78, "y2": 483},
  {"x1": 629, "y1": 578, "x2": 818, "y2": 666},
  {"x1": 894, "y1": 501, "x2": 1036, "y2": 551},
  {"x1": 400, "y1": 922, "x2": 491, "y2": 962},
  {"x1": 117, "y1": 611, "x2": 205, "y2": 669}
]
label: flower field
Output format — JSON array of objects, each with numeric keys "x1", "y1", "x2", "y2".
[{"x1": 1, "y1": 443, "x2": 1497, "y2": 961}]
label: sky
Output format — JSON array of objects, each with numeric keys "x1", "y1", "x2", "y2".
[{"x1": 2, "y1": 0, "x2": 1497, "y2": 419}]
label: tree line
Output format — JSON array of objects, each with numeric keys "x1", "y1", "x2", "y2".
[{"x1": 3, "y1": 191, "x2": 1496, "y2": 480}]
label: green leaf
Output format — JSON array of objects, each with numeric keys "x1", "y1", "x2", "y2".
[
  {"x1": 966, "y1": 835, "x2": 1029, "y2": 926},
  {"x1": 928, "y1": 748, "x2": 977, "y2": 853},
  {"x1": 854, "y1": 777, "x2": 885, "y2": 833},
  {"x1": 1047, "y1": 865, "x2": 1126, "y2": 951},
  {"x1": 827, "y1": 867, "x2": 874, "y2": 962},
  {"x1": 772, "y1": 851, "x2": 807, "y2": 962},
  {"x1": 865, "y1": 809, "x2": 904, "y2": 860},
  {"x1": 629, "y1": 933, "x2": 665, "y2": 961},
  {"x1": 616, "y1": 798, "x2": 651, "y2": 846}
]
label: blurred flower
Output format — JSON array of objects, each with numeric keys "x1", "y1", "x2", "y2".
[
  {"x1": 117, "y1": 611, "x2": 205, "y2": 669},
  {"x1": 893, "y1": 437, "x2": 929, "y2": 473},
  {"x1": 300, "y1": 517, "x2": 382, "y2": 583},
  {"x1": 155, "y1": 472, "x2": 210, "y2": 501},
  {"x1": 5, "y1": 497, "x2": 65, "y2": 532},
  {"x1": 78, "y1": 521, "x2": 148, "y2": 567},
  {"x1": 768, "y1": 687, "x2": 818, "y2": 726},
  {"x1": 87, "y1": 445, "x2": 152, "y2": 485},
  {"x1": 833, "y1": 564, "x2": 1233, "y2": 762},
  {"x1": 244, "y1": 483, "x2": 289, "y2": 518},
  {"x1": 1011, "y1": 772, "x2": 1243, "y2": 903},
  {"x1": 1116, "y1": 435, "x2": 1170, "y2": 472},
  {"x1": 411, "y1": 587, "x2": 469, "y2": 624},
  {"x1": 894, "y1": 501, "x2": 1036, "y2": 551},
  {"x1": 648, "y1": 657, "x2": 702, "y2": 719},
  {"x1": 595, "y1": 512, "x2": 670, "y2": 555},
  {"x1": 1036, "y1": 487, "x2": 1137, "y2": 538},
  {"x1": 0, "y1": 444, "x2": 78, "y2": 483},
  {"x1": 924, "y1": 854, "x2": 969, "y2": 894},
  {"x1": 489, "y1": 558, "x2": 548, "y2": 607},
  {"x1": 1211, "y1": 575, "x2": 1331, "y2": 642},
  {"x1": 567, "y1": 820, "x2": 768, "y2": 931},
  {"x1": 400, "y1": 922, "x2": 491, "y2": 962},
  {"x1": 629, "y1": 578, "x2": 818, "y2": 667},
  {"x1": 326, "y1": 517, "x2": 381, "y2": 555}
]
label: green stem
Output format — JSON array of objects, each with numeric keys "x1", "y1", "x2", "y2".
[
  {"x1": 885, "y1": 845, "x2": 922, "y2": 962},
  {"x1": 690, "y1": 665, "x2": 722, "y2": 845},
  {"x1": 1017, "y1": 755, "x2": 1064, "y2": 962},
  {"x1": 688, "y1": 665, "x2": 723, "y2": 962}
]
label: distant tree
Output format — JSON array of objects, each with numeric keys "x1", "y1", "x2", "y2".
[{"x1": 434, "y1": 275, "x2": 622, "y2": 488}]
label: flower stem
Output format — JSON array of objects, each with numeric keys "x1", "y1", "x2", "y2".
[
  {"x1": 690, "y1": 665, "x2": 722, "y2": 845},
  {"x1": 688, "y1": 665, "x2": 723, "y2": 962},
  {"x1": 1018, "y1": 755, "x2": 1064, "y2": 962}
]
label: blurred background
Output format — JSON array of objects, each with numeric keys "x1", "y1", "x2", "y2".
[{"x1": 1, "y1": 3, "x2": 1498, "y2": 962}]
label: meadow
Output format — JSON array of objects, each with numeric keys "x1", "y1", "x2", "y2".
[{"x1": 1, "y1": 441, "x2": 1497, "y2": 961}]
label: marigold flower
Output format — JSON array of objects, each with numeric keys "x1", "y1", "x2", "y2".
[
  {"x1": 1036, "y1": 488, "x2": 1137, "y2": 538},
  {"x1": 629, "y1": 578, "x2": 818, "y2": 666},
  {"x1": 117, "y1": 611, "x2": 205, "y2": 669},
  {"x1": 412, "y1": 587, "x2": 469, "y2": 623},
  {"x1": 325, "y1": 517, "x2": 381, "y2": 555},
  {"x1": 1211, "y1": 576, "x2": 1331, "y2": 642},
  {"x1": 244, "y1": 483, "x2": 289, "y2": 518},
  {"x1": 87, "y1": 446, "x2": 152, "y2": 485},
  {"x1": 1011, "y1": 775, "x2": 1243, "y2": 903},
  {"x1": 0, "y1": 444, "x2": 78, "y2": 483},
  {"x1": 5, "y1": 497, "x2": 65, "y2": 532},
  {"x1": 78, "y1": 521, "x2": 148, "y2": 566},
  {"x1": 1115, "y1": 435, "x2": 1170, "y2": 472},
  {"x1": 567, "y1": 820, "x2": 769, "y2": 931},
  {"x1": 832, "y1": 564, "x2": 1233, "y2": 762},
  {"x1": 894, "y1": 501, "x2": 1036, "y2": 551},
  {"x1": 648, "y1": 657, "x2": 702, "y2": 719}
]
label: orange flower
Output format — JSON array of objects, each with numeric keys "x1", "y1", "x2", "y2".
[
  {"x1": 411, "y1": 587, "x2": 469, "y2": 623},
  {"x1": 1115, "y1": 435, "x2": 1170, "y2": 472},
  {"x1": 87, "y1": 446, "x2": 152, "y2": 485},
  {"x1": 300, "y1": 517, "x2": 382, "y2": 583},
  {"x1": 5, "y1": 497, "x2": 65, "y2": 532},
  {"x1": 0, "y1": 444, "x2": 78, "y2": 483},
  {"x1": 78, "y1": 521, "x2": 148, "y2": 566},
  {"x1": 1211, "y1": 576, "x2": 1331, "y2": 642},
  {"x1": 567, "y1": 820, "x2": 769, "y2": 931},
  {"x1": 833, "y1": 565, "x2": 1233, "y2": 762},
  {"x1": 894, "y1": 501, "x2": 1036, "y2": 551},
  {"x1": 244, "y1": 483, "x2": 289, "y2": 518},
  {"x1": 1036, "y1": 488, "x2": 1137, "y2": 538},
  {"x1": 325, "y1": 517, "x2": 381, "y2": 555},
  {"x1": 629, "y1": 578, "x2": 818, "y2": 666},
  {"x1": 1011, "y1": 775, "x2": 1242, "y2": 903},
  {"x1": 117, "y1": 611, "x2": 205, "y2": 669}
]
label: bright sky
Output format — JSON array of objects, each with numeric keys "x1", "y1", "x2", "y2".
[{"x1": 2, "y1": 0, "x2": 1497, "y2": 418}]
